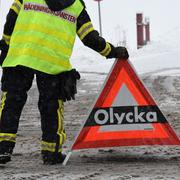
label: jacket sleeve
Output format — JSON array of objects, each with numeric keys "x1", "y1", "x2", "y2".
[
  {"x1": 0, "y1": 0, "x2": 22, "y2": 49},
  {"x1": 76, "y1": 7, "x2": 117, "y2": 58},
  {"x1": 0, "y1": 0, "x2": 22, "y2": 65}
]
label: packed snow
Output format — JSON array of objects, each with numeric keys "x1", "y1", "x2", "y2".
[{"x1": 70, "y1": 37, "x2": 180, "y2": 76}]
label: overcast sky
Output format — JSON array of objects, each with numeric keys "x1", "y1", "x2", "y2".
[{"x1": 1, "y1": 0, "x2": 180, "y2": 49}]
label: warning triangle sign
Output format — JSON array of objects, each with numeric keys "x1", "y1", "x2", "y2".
[{"x1": 72, "y1": 59, "x2": 180, "y2": 150}]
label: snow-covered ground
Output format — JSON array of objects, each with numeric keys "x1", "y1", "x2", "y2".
[
  {"x1": 70, "y1": 37, "x2": 180, "y2": 77},
  {"x1": 70, "y1": 13, "x2": 180, "y2": 76}
]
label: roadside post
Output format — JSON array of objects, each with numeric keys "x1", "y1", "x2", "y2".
[{"x1": 94, "y1": 0, "x2": 103, "y2": 36}]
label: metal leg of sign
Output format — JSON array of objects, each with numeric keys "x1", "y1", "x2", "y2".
[{"x1": 62, "y1": 151, "x2": 72, "y2": 166}]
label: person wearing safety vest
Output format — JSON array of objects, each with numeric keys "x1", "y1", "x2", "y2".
[{"x1": 0, "y1": 0, "x2": 129, "y2": 165}]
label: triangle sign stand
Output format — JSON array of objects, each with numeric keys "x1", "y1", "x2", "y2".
[{"x1": 63, "y1": 59, "x2": 180, "y2": 165}]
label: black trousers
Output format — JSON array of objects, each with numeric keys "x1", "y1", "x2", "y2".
[{"x1": 0, "y1": 66, "x2": 66, "y2": 154}]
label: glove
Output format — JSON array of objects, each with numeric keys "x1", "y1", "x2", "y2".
[
  {"x1": 106, "y1": 44, "x2": 129, "y2": 60},
  {"x1": 0, "y1": 39, "x2": 9, "y2": 66},
  {"x1": 114, "y1": 46, "x2": 129, "y2": 59},
  {"x1": 59, "y1": 69, "x2": 81, "y2": 102}
]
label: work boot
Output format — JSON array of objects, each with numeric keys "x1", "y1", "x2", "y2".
[
  {"x1": 42, "y1": 151, "x2": 66, "y2": 165},
  {"x1": 0, "y1": 144, "x2": 13, "y2": 164},
  {"x1": 0, "y1": 153, "x2": 11, "y2": 164}
]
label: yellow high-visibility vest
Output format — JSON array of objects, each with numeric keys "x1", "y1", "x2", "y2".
[{"x1": 3, "y1": 0, "x2": 83, "y2": 74}]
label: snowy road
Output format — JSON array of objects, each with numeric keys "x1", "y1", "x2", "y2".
[{"x1": 0, "y1": 72, "x2": 180, "y2": 180}]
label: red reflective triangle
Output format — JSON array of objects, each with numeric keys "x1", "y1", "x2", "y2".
[{"x1": 72, "y1": 60, "x2": 180, "y2": 150}]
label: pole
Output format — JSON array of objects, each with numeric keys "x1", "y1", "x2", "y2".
[
  {"x1": 97, "y1": 1, "x2": 102, "y2": 36},
  {"x1": 136, "y1": 13, "x2": 144, "y2": 49},
  {"x1": 62, "y1": 151, "x2": 72, "y2": 166},
  {"x1": 145, "y1": 17, "x2": 150, "y2": 43}
]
